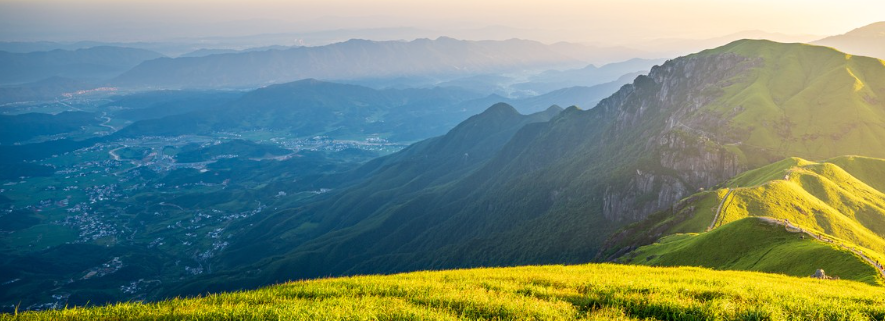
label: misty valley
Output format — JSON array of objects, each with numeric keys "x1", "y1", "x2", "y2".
[{"x1": 2, "y1": 4, "x2": 885, "y2": 320}]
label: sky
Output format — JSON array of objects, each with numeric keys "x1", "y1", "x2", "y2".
[{"x1": 0, "y1": 0, "x2": 883, "y2": 46}]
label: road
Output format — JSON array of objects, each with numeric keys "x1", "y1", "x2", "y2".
[{"x1": 98, "y1": 112, "x2": 116, "y2": 131}]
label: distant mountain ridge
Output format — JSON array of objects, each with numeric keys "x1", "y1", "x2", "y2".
[
  {"x1": 112, "y1": 78, "x2": 619, "y2": 142},
  {"x1": 111, "y1": 37, "x2": 589, "y2": 89},
  {"x1": 814, "y1": 21, "x2": 885, "y2": 60},
  {"x1": 0, "y1": 46, "x2": 164, "y2": 85}
]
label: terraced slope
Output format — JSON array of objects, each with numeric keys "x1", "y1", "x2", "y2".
[{"x1": 6, "y1": 264, "x2": 885, "y2": 320}]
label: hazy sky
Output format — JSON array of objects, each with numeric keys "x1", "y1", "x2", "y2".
[{"x1": 1, "y1": 0, "x2": 883, "y2": 45}]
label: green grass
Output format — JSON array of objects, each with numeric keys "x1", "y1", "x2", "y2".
[
  {"x1": 717, "y1": 156, "x2": 885, "y2": 257},
  {"x1": 6, "y1": 263, "x2": 885, "y2": 320},
  {"x1": 624, "y1": 217, "x2": 883, "y2": 285},
  {"x1": 607, "y1": 155, "x2": 885, "y2": 284},
  {"x1": 693, "y1": 40, "x2": 885, "y2": 168}
]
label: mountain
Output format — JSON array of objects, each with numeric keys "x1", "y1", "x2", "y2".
[
  {"x1": 453, "y1": 73, "x2": 643, "y2": 115},
  {"x1": 505, "y1": 75, "x2": 639, "y2": 113},
  {"x1": 165, "y1": 39, "x2": 885, "y2": 296},
  {"x1": 436, "y1": 58, "x2": 661, "y2": 98},
  {"x1": 814, "y1": 21, "x2": 885, "y2": 60},
  {"x1": 0, "y1": 78, "x2": 603, "y2": 168},
  {"x1": 547, "y1": 41, "x2": 655, "y2": 65},
  {"x1": 178, "y1": 45, "x2": 295, "y2": 58},
  {"x1": 111, "y1": 37, "x2": 587, "y2": 89},
  {"x1": 611, "y1": 156, "x2": 885, "y2": 285},
  {"x1": 105, "y1": 90, "x2": 245, "y2": 121},
  {"x1": 0, "y1": 46, "x2": 164, "y2": 85},
  {"x1": 511, "y1": 58, "x2": 665, "y2": 95},
  {"x1": 113, "y1": 79, "x2": 486, "y2": 142},
  {"x1": 168, "y1": 103, "x2": 561, "y2": 294},
  {"x1": 9, "y1": 263, "x2": 885, "y2": 319},
  {"x1": 623, "y1": 217, "x2": 883, "y2": 284}
]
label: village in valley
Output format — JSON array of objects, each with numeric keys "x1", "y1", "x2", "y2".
[{"x1": 0, "y1": 98, "x2": 408, "y2": 310}]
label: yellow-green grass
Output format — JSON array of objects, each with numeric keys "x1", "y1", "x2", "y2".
[
  {"x1": 625, "y1": 217, "x2": 883, "y2": 285},
  {"x1": 695, "y1": 40, "x2": 885, "y2": 167},
  {"x1": 6, "y1": 263, "x2": 885, "y2": 321},
  {"x1": 717, "y1": 156, "x2": 885, "y2": 260}
]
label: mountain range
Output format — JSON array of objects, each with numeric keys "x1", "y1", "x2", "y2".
[
  {"x1": 5, "y1": 22, "x2": 885, "y2": 315},
  {"x1": 814, "y1": 21, "x2": 885, "y2": 60},
  {"x1": 0, "y1": 46, "x2": 164, "y2": 85},
  {"x1": 160, "y1": 39, "x2": 885, "y2": 296},
  {"x1": 110, "y1": 37, "x2": 590, "y2": 89},
  {"x1": 112, "y1": 78, "x2": 628, "y2": 143}
]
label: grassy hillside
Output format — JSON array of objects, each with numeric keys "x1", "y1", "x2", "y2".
[
  {"x1": 7, "y1": 264, "x2": 885, "y2": 320},
  {"x1": 716, "y1": 156, "x2": 885, "y2": 259},
  {"x1": 695, "y1": 40, "x2": 885, "y2": 168},
  {"x1": 605, "y1": 156, "x2": 885, "y2": 284},
  {"x1": 623, "y1": 217, "x2": 883, "y2": 285}
]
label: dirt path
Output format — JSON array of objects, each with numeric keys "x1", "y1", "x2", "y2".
[
  {"x1": 758, "y1": 217, "x2": 885, "y2": 279},
  {"x1": 708, "y1": 189, "x2": 734, "y2": 231}
]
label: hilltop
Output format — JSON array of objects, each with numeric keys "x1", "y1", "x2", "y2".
[
  {"x1": 6, "y1": 264, "x2": 885, "y2": 320},
  {"x1": 607, "y1": 156, "x2": 885, "y2": 284}
]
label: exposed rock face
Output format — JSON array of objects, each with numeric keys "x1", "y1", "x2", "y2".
[
  {"x1": 599, "y1": 53, "x2": 755, "y2": 221},
  {"x1": 811, "y1": 269, "x2": 837, "y2": 280}
]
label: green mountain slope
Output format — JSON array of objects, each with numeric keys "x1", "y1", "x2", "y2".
[
  {"x1": 694, "y1": 40, "x2": 885, "y2": 166},
  {"x1": 177, "y1": 104, "x2": 563, "y2": 294},
  {"x1": 8, "y1": 264, "x2": 885, "y2": 320},
  {"x1": 623, "y1": 217, "x2": 883, "y2": 285},
  {"x1": 715, "y1": 156, "x2": 885, "y2": 259},
  {"x1": 607, "y1": 156, "x2": 885, "y2": 283},
  {"x1": 172, "y1": 40, "x2": 885, "y2": 296}
]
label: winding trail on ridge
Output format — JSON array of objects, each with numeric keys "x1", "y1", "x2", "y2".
[
  {"x1": 708, "y1": 189, "x2": 734, "y2": 231},
  {"x1": 705, "y1": 187, "x2": 885, "y2": 279},
  {"x1": 757, "y1": 217, "x2": 885, "y2": 279}
]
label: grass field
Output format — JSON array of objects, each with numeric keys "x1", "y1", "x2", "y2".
[
  {"x1": 5, "y1": 263, "x2": 885, "y2": 320},
  {"x1": 697, "y1": 40, "x2": 885, "y2": 167},
  {"x1": 717, "y1": 156, "x2": 885, "y2": 260},
  {"x1": 624, "y1": 217, "x2": 883, "y2": 285},
  {"x1": 605, "y1": 155, "x2": 885, "y2": 289}
]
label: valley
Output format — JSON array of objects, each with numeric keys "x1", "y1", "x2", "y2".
[{"x1": 3, "y1": 4, "x2": 885, "y2": 318}]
